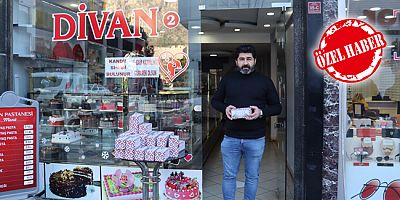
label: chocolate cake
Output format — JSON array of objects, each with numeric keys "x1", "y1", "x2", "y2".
[{"x1": 49, "y1": 167, "x2": 93, "y2": 198}]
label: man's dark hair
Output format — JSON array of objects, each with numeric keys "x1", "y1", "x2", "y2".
[{"x1": 234, "y1": 44, "x2": 257, "y2": 60}]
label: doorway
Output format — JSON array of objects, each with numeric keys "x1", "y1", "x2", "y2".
[{"x1": 200, "y1": 7, "x2": 294, "y2": 200}]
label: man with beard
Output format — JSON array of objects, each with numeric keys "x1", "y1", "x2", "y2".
[{"x1": 211, "y1": 44, "x2": 282, "y2": 200}]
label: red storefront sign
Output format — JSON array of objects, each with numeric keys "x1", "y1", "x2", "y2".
[
  {"x1": 0, "y1": 107, "x2": 37, "y2": 193},
  {"x1": 308, "y1": 2, "x2": 321, "y2": 14}
]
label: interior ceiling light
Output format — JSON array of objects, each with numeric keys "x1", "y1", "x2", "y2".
[
  {"x1": 191, "y1": 26, "x2": 201, "y2": 29},
  {"x1": 264, "y1": 24, "x2": 271, "y2": 27},
  {"x1": 198, "y1": 32, "x2": 204, "y2": 35},
  {"x1": 386, "y1": 45, "x2": 396, "y2": 48},
  {"x1": 210, "y1": 54, "x2": 217, "y2": 57},
  {"x1": 267, "y1": 12, "x2": 275, "y2": 16},
  {"x1": 234, "y1": 28, "x2": 241, "y2": 32},
  {"x1": 160, "y1": 30, "x2": 165, "y2": 33},
  {"x1": 370, "y1": 7, "x2": 381, "y2": 11},
  {"x1": 70, "y1": 3, "x2": 78, "y2": 7},
  {"x1": 357, "y1": 16, "x2": 367, "y2": 19}
]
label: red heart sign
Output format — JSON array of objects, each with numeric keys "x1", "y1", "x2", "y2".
[
  {"x1": 184, "y1": 153, "x2": 193, "y2": 162},
  {"x1": 158, "y1": 51, "x2": 189, "y2": 82}
]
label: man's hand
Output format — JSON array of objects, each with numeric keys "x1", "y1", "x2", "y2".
[
  {"x1": 246, "y1": 106, "x2": 261, "y2": 120},
  {"x1": 225, "y1": 105, "x2": 236, "y2": 120}
]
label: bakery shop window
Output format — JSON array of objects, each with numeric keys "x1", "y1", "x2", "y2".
[{"x1": 16, "y1": 0, "x2": 202, "y2": 167}]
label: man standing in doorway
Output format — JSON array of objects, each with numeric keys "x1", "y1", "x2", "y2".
[{"x1": 211, "y1": 44, "x2": 282, "y2": 200}]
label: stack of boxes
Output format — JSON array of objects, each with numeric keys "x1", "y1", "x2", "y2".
[{"x1": 114, "y1": 112, "x2": 186, "y2": 162}]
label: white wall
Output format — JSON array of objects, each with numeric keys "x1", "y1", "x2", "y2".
[{"x1": 285, "y1": 24, "x2": 295, "y2": 174}]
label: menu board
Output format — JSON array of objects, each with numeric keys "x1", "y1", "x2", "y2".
[{"x1": 0, "y1": 107, "x2": 37, "y2": 193}]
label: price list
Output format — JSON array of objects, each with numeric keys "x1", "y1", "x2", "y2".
[{"x1": 0, "y1": 108, "x2": 37, "y2": 193}]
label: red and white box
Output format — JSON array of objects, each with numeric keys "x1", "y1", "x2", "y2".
[
  {"x1": 128, "y1": 113, "x2": 144, "y2": 131},
  {"x1": 144, "y1": 147, "x2": 159, "y2": 161},
  {"x1": 114, "y1": 149, "x2": 125, "y2": 159},
  {"x1": 115, "y1": 136, "x2": 128, "y2": 150},
  {"x1": 134, "y1": 146, "x2": 148, "y2": 160},
  {"x1": 138, "y1": 123, "x2": 152, "y2": 135},
  {"x1": 155, "y1": 147, "x2": 170, "y2": 162},
  {"x1": 124, "y1": 148, "x2": 135, "y2": 160},
  {"x1": 146, "y1": 132, "x2": 164, "y2": 146},
  {"x1": 168, "y1": 135, "x2": 180, "y2": 148},
  {"x1": 125, "y1": 135, "x2": 142, "y2": 151},
  {"x1": 170, "y1": 140, "x2": 186, "y2": 158},
  {"x1": 156, "y1": 132, "x2": 173, "y2": 147}
]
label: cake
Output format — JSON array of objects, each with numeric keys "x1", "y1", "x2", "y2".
[
  {"x1": 79, "y1": 112, "x2": 99, "y2": 128},
  {"x1": 165, "y1": 171, "x2": 200, "y2": 200},
  {"x1": 100, "y1": 117, "x2": 117, "y2": 128},
  {"x1": 48, "y1": 115, "x2": 64, "y2": 126},
  {"x1": 49, "y1": 98, "x2": 63, "y2": 109},
  {"x1": 40, "y1": 146, "x2": 65, "y2": 160},
  {"x1": 103, "y1": 169, "x2": 152, "y2": 200},
  {"x1": 100, "y1": 99, "x2": 116, "y2": 111},
  {"x1": 49, "y1": 167, "x2": 93, "y2": 198},
  {"x1": 65, "y1": 114, "x2": 80, "y2": 127},
  {"x1": 51, "y1": 130, "x2": 81, "y2": 144},
  {"x1": 81, "y1": 99, "x2": 97, "y2": 110},
  {"x1": 65, "y1": 96, "x2": 82, "y2": 109}
]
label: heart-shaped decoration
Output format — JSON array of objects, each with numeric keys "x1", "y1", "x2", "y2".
[
  {"x1": 184, "y1": 154, "x2": 193, "y2": 162},
  {"x1": 158, "y1": 51, "x2": 190, "y2": 82},
  {"x1": 189, "y1": 192, "x2": 195, "y2": 197},
  {"x1": 174, "y1": 193, "x2": 180, "y2": 198}
]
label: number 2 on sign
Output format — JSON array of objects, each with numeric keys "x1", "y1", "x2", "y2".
[{"x1": 163, "y1": 11, "x2": 180, "y2": 29}]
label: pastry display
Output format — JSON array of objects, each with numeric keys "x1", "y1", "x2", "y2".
[
  {"x1": 51, "y1": 130, "x2": 81, "y2": 144},
  {"x1": 49, "y1": 167, "x2": 93, "y2": 198},
  {"x1": 165, "y1": 171, "x2": 200, "y2": 200}
]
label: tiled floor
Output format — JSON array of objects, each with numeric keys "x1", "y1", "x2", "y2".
[{"x1": 203, "y1": 141, "x2": 291, "y2": 200}]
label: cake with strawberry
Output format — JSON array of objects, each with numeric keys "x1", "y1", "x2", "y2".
[
  {"x1": 165, "y1": 171, "x2": 200, "y2": 200},
  {"x1": 48, "y1": 115, "x2": 65, "y2": 126},
  {"x1": 103, "y1": 169, "x2": 152, "y2": 200}
]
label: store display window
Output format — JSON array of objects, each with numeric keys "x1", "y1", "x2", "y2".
[
  {"x1": 13, "y1": 0, "x2": 202, "y2": 168},
  {"x1": 344, "y1": 1, "x2": 400, "y2": 199}
]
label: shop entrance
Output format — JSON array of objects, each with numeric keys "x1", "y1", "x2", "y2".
[{"x1": 200, "y1": 7, "x2": 294, "y2": 200}]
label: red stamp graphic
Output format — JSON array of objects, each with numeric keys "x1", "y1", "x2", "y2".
[{"x1": 314, "y1": 19, "x2": 387, "y2": 83}]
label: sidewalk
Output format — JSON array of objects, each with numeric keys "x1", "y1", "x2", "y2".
[{"x1": 202, "y1": 141, "x2": 283, "y2": 200}]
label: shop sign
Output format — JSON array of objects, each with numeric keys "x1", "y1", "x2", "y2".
[
  {"x1": 0, "y1": 92, "x2": 39, "y2": 199},
  {"x1": 314, "y1": 19, "x2": 387, "y2": 83},
  {"x1": 308, "y1": 2, "x2": 321, "y2": 14},
  {"x1": 105, "y1": 57, "x2": 159, "y2": 78},
  {"x1": 159, "y1": 52, "x2": 190, "y2": 82},
  {"x1": 52, "y1": 3, "x2": 180, "y2": 41}
]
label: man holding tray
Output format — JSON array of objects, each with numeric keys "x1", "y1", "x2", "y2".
[{"x1": 211, "y1": 44, "x2": 282, "y2": 200}]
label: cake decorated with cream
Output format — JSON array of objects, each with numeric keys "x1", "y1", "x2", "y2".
[
  {"x1": 103, "y1": 169, "x2": 152, "y2": 200},
  {"x1": 51, "y1": 130, "x2": 81, "y2": 144},
  {"x1": 48, "y1": 115, "x2": 65, "y2": 126},
  {"x1": 165, "y1": 171, "x2": 200, "y2": 200}
]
